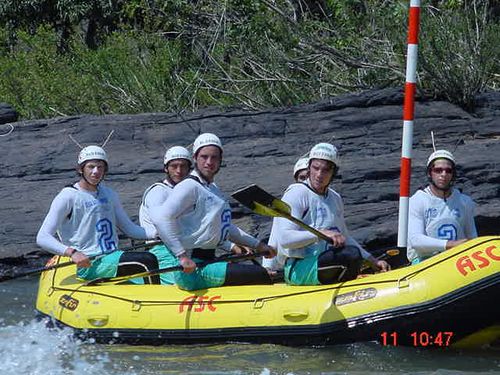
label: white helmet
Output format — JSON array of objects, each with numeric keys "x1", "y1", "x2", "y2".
[
  {"x1": 164, "y1": 146, "x2": 192, "y2": 165},
  {"x1": 78, "y1": 145, "x2": 108, "y2": 165},
  {"x1": 427, "y1": 149, "x2": 456, "y2": 168},
  {"x1": 293, "y1": 157, "x2": 309, "y2": 177},
  {"x1": 193, "y1": 133, "x2": 223, "y2": 155},
  {"x1": 308, "y1": 143, "x2": 340, "y2": 166}
]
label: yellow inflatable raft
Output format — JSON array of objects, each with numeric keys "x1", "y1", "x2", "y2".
[{"x1": 36, "y1": 236, "x2": 500, "y2": 347}]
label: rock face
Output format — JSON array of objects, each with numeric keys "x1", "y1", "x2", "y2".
[
  {"x1": 1, "y1": 88, "x2": 499, "y2": 262},
  {"x1": 0, "y1": 103, "x2": 18, "y2": 125}
]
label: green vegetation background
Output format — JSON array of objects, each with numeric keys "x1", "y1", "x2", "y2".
[{"x1": 1, "y1": 0, "x2": 498, "y2": 119}]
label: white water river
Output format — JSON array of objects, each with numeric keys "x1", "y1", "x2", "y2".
[{"x1": 0, "y1": 277, "x2": 498, "y2": 374}]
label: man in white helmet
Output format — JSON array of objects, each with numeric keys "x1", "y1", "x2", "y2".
[
  {"x1": 36, "y1": 145, "x2": 160, "y2": 283},
  {"x1": 407, "y1": 149, "x2": 477, "y2": 264},
  {"x1": 263, "y1": 155, "x2": 310, "y2": 273},
  {"x1": 293, "y1": 157, "x2": 309, "y2": 183},
  {"x1": 271, "y1": 142, "x2": 390, "y2": 285},
  {"x1": 151, "y1": 133, "x2": 276, "y2": 290},
  {"x1": 138, "y1": 146, "x2": 193, "y2": 284},
  {"x1": 140, "y1": 146, "x2": 192, "y2": 234}
]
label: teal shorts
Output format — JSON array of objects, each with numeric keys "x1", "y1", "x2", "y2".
[
  {"x1": 77, "y1": 250, "x2": 146, "y2": 284},
  {"x1": 284, "y1": 254, "x2": 320, "y2": 286},
  {"x1": 174, "y1": 261, "x2": 228, "y2": 291},
  {"x1": 148, "y1": 247, "x2": 228, "y2": 291},
  {"x1": 148, "y1": 244, "x2": 179, "y2": 285}
]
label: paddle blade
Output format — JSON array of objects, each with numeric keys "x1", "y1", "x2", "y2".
[
  {"x1": 232, "y1": 184, "x2": 291, "y2": 215},
  {"x1": 253, "y1": 202, "x2": 283, "y2": 218},
  {"x1": 385, "y1": 249, "x2": 400, "y2": 257}
]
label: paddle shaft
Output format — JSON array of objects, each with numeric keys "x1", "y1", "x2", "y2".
[
  {"x1": 86, "y1": 251, "x2": 269, "y2": 286},
  {"x1": 360, "y1": 248, "x2": 400, "y2": 272},
  {"x1": 0, "y1": 240, "x2": 162, "y2": 283},
  {"x1": 272, "y1": 206, "x2": 333, "y2": 244},
  {"x1": 0, "y1": 259, "x2": 75, "y2": 282}
]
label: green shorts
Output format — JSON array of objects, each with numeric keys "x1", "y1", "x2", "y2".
[
  {"x1": 77, "y1": 250, "x2": 146, "y2": 284},
  {"x1": 284, "y1": 254, "x2": 320, "y2": 286},
  {"x1": 148, "y1": 244, "x2": 179, "y2": 285},
  {"x1": 149, "y1": 246, "x2": 228, "y2": 290},
  {"x1": 174, "y1": 260, "x2": 228, "y2": 291}
]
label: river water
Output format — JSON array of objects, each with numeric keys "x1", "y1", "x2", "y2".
[{"x1": 1, "y1": 277, "x2": 499, "y2": 375}]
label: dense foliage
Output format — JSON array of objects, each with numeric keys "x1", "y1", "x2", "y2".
[{"x1": 0, "y1": 0, "x2": 498, "y2": 119}]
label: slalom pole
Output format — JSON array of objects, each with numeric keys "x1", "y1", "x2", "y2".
[{"x1": 397, "y1": 0, "x2": 421, "y2": 250}]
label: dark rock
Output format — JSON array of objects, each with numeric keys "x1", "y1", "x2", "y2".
[
  {"x1": 0, "y1": 103, "x2": 18, "y2": 125},
  {"x1": 0, "y1": 88, "x2": 499, "y2": 268}
]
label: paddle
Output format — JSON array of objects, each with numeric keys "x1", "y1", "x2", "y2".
[
  {"x1": 232, "y1": 184, "x2": 333, "y2": 244},
  {"x1": 0, "y1": 240, "x2": 162, "y2": 283},
  {"x1": 232, "y1": 184, "x2": 401, "y2": 272},
  {"x1": 360, "y1": 248, "x2": 400, "y2": 272},
  {"x1": 85, "y1": 250, "x2": 269, "y2": 286}
]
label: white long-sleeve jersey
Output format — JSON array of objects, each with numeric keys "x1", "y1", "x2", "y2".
[
  {"x1": 272, "y1": 181, "x2": 372, "y2": 265},
  {"x1": 407, "y1": 186, "x2": 477, "y2": 262},
  {"x1": 140, "y1": 177, "x2": 234, "y2": 252},
  {"x1": 139, "y1": 180, "x2": 174, "y2": 236},
  {"x1": 37, "y1": 182, "x2": 155, "y2": 256},
  {"x1": 150, "y1": 170, "x2": 259, "y2": 257}
]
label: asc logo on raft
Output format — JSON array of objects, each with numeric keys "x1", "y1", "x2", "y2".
[
  {"x1": 59, "y1": 294, "x2": 79, "y2": 311},
  {"x1": 178, "y1": 295, "x2": 221, "y2": 313},
  {"x1": 456, "y1": 245, "x2": 500, "y2": 276}
]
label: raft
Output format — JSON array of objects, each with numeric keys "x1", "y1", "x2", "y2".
[{"x1": 36, "y1": 236, "x2": 500, "y2": 348}]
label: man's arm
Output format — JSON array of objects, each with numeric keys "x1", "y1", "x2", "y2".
[
  {"x1": 36, "y1": 189, "x2": 74, "y2": 255},
  {"x1": 408, "y1": 194, "x2": 447, "y2": 256}
]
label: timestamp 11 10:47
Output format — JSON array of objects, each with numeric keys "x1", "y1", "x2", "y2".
[{"x1": 380, "y1": 331, "x2": 454, "y2": 347}]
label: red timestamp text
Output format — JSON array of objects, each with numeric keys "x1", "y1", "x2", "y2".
[{"x1": 380, "y1": 331, "x2": 454, "y2": 347}]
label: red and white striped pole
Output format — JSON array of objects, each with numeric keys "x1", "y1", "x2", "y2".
[{"x1": 397, "y1": 0, "x2": 421, "y2": 249}]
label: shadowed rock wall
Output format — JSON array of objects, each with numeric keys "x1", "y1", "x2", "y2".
[
  {"x1": 0, "y1": 103, "x2": 18, "y2": 125},
  {"x1": 1, "y1": 88, "x2": 499, "y2": 260}
]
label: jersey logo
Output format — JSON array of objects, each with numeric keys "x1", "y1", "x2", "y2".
[
  {"x1": 425, "y1": 208, "x2": 438, "y2": 219},
  {"x1": 316, "y1": 206, "x2": 328, "y2": 227},
  {"x1": 437, "y1": 224, "x2": 457, "y2": 240},
  {"x1": 96, "y1": 218, "x2": 117, "y2": 252},
  {"x1": 219, "y1": 209, "x2": 231, "y2": 242}
]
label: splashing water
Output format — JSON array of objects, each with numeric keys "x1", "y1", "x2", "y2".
[{"x1": 0, "y1": 319, "x2": 134, "y2": 375}]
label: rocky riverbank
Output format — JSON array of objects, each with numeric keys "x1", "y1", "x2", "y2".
[{"x1": 1, "y1": 88, "x2": 499, "y2": 270}]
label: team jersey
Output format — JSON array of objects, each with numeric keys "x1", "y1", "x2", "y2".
[
  {"x1": 150, "y1": 170, "x2": 259, "y2": 256},
  {"x1": 407, "y1": 186, "x2": 477, "y2": 262},
  {"x1": 37, "y1": 182, "x2": 154, "y2": 256},
  {"x1": 139, "y1": 180, "x2": 174, "y2": 236},
  {"x1": 272, "y1": 181, "x2": 371, "y2": 263}
]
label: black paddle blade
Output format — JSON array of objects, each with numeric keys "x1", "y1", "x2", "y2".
[{"x1": 232, "y1": 184, "x2": 290, "y2": 214}]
